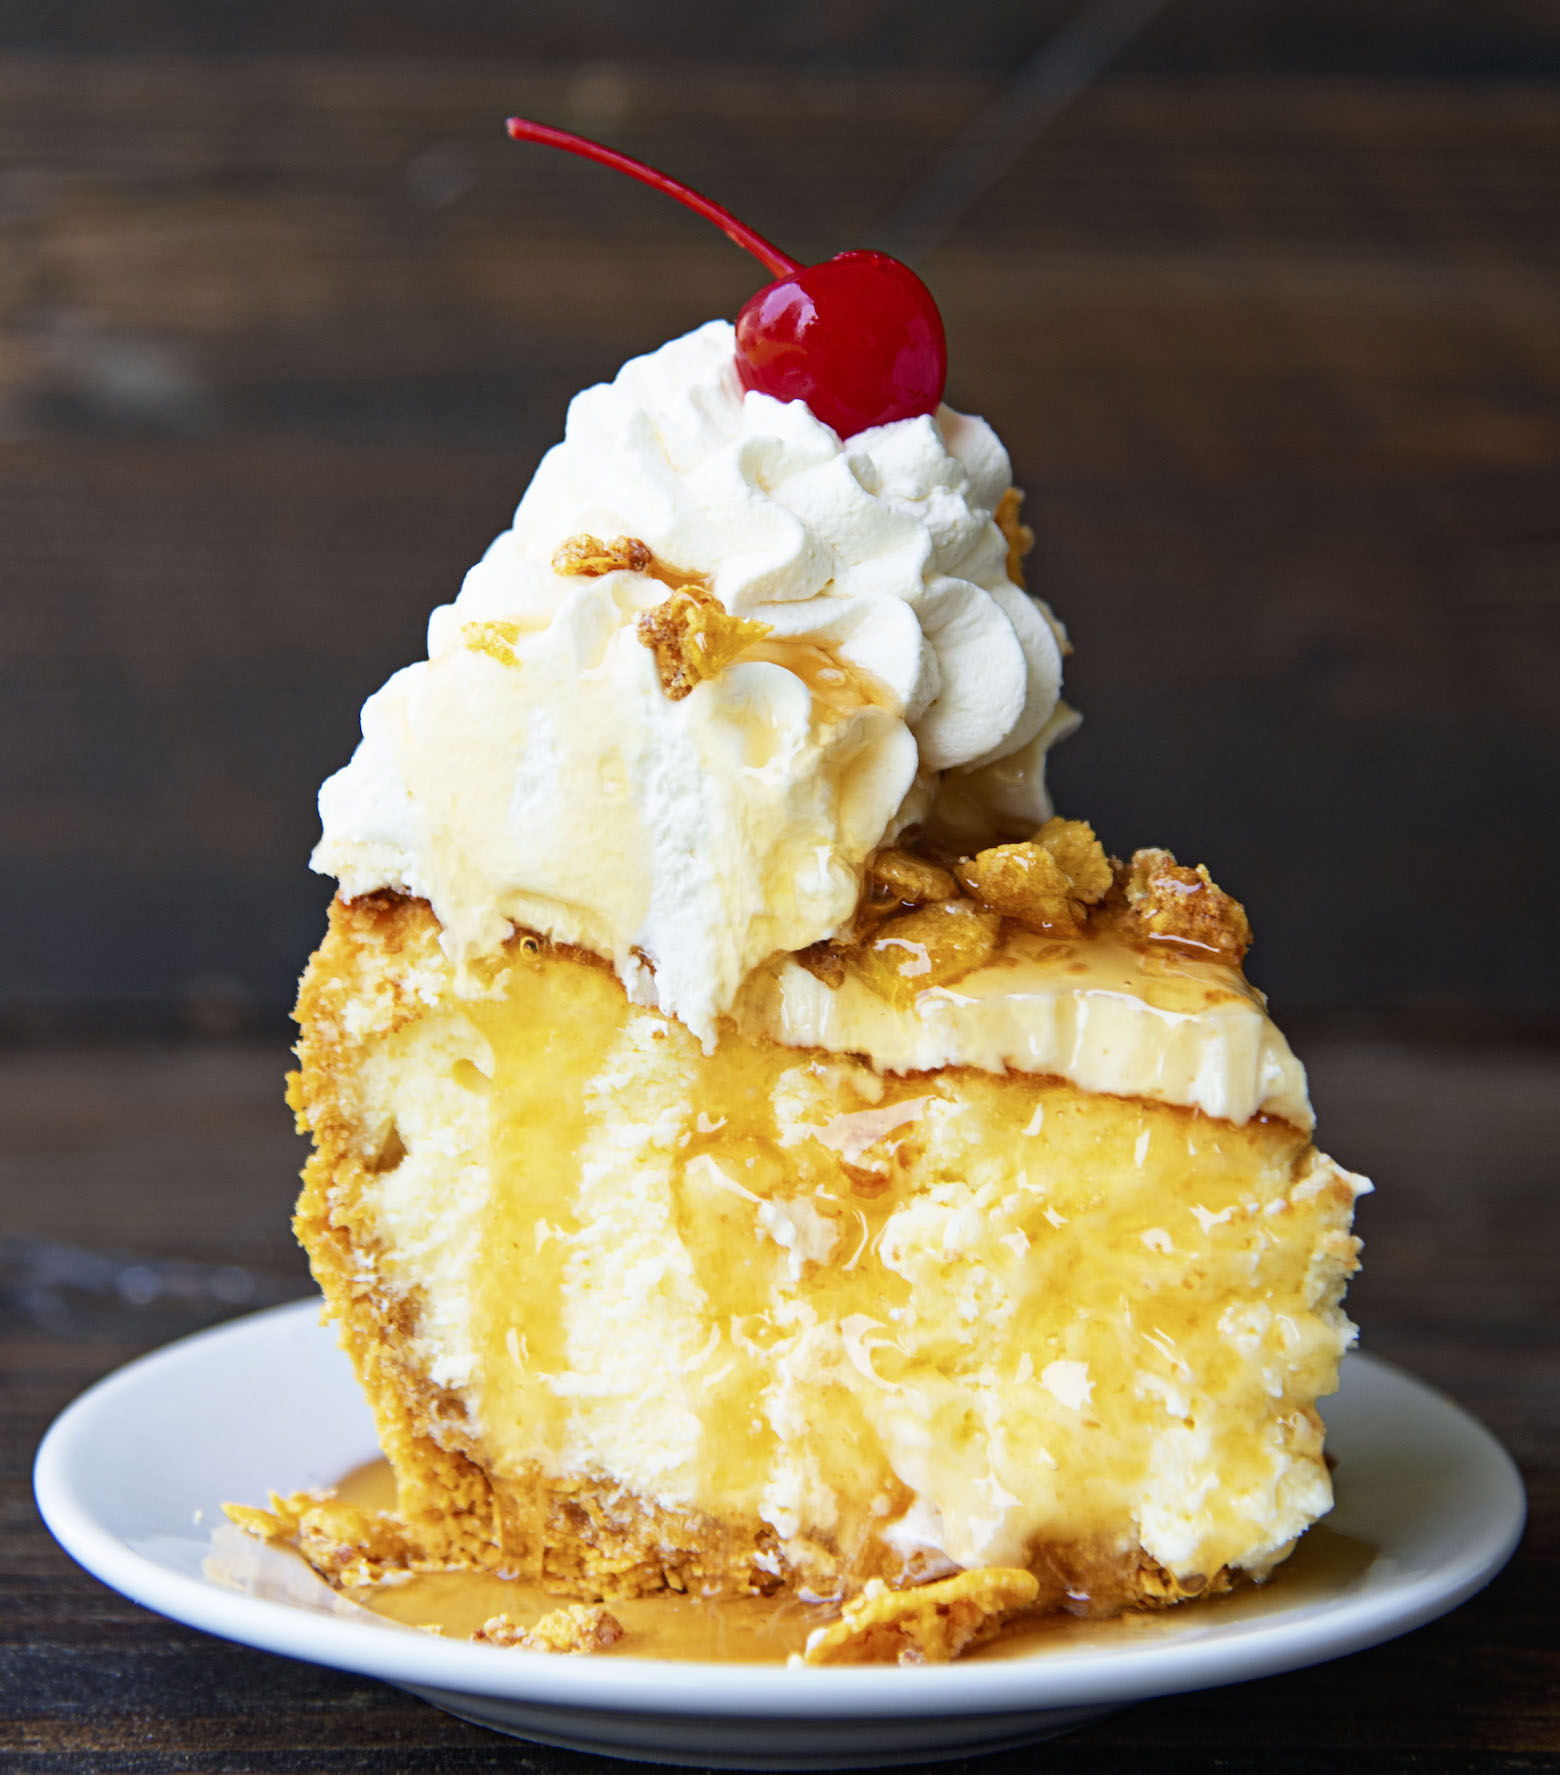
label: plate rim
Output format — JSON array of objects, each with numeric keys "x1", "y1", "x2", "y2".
[{"x1": 34, "y1": 1297, "x2": 1526, "y2": 1720}]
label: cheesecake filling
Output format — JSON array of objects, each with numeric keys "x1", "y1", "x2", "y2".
[{"x1": 354, "y1": 931, "x2": 1364, "y2": 1594}]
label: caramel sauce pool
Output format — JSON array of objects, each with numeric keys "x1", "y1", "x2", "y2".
[{"x1": 336, "y1": 1459, "x2": 1375, "y2": 1664}]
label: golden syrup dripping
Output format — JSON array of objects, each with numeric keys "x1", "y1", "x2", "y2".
[
  {"x1": 354, "y1": 1567, "x2": 825, "y2": 1662},
  {"x1": 334, "y1": 1460, "x2": 1375, "y2": 1664},
  {"x1": 630, "y1": 546, "x2": 895, "y2": 718},
  {"x1": 640, "y1": 555, "x2": 709, "y2": 594},
  {"x1": 337, "y1": 1457, "x2": 398, "y2": 1511},
  {"x1": 865, "y1": 921, "x2": 1261, "y2": 1019},
  {"x1": 971, "y1": 1525, "x2": 1378, "y2": 1661},
  {"x1": 459, "y1": 954, "x2": 631, "y2": 1512},
  {"x1": 736, "y1": 638, "x2": 897, "y2": 717}
]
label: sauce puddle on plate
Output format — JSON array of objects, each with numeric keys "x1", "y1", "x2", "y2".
[{"x1": 334, "y1": 1458, "x2": 1376, "y2": 1664}]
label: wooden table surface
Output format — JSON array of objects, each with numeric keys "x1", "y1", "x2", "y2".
[{"x1": 3, "y1": 1034, "x2": 1556, "y2": 1771}]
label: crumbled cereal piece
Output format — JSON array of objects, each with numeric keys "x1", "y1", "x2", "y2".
[
  {"x1": 1033, "y1": 817, "x2": 1113, "y2": 904},
  {"x1": 637, "y1": 585, "x2": 772, "y2": 701},
  {"x1": 994, "y1": 488, "x2": 1035, "y2": 590},
  {"x1": 224, "y1": 1492, "x2": 419, "y2": 1588},
  {"x1": 222, "y1": 1500, "x2": 295, "y2": 1543},
  {"x1": 461, "y1": 620, "x2": 523, "y2": 669},
  {"x1": 957, "y1": 843, "x2": 1078, "y2": 932},
  {"x1": 474, "y1": 1603, "x2": 626, "y2": 1653},
  {"x1": 956, "y1": 818, "x2": 1111, "y2": 934},
  {"x1": 551, "y1": 533, "x2": 652, "y2": 577},
  {"x1": 851, "y1": 900, "x2": 1000, "y2": 1009},
  {"x1": 794, "y1": 941, "x2": 848, "y2": 988},
  {"x1": 798, "y1": 1568, "x2": 1040, "y2": 1666},
  {"x1": 1116, "y1": 848, "x2": 1253, "y2": 962},
  {"x1": 868, "y1": 847, "x2": 959, "y2": 906},
  {"x1": 1130, "y1": 1557, "x2": 1236, "y2": 1607}
]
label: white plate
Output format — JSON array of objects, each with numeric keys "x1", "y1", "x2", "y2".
[{"x1": 36, "y1": 1299, "x2": 1524, "y2": 1770}]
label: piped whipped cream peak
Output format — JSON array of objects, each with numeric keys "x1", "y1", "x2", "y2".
[{"x1": 313, "y1": 320, "x2": 1074, "y2": 1043}]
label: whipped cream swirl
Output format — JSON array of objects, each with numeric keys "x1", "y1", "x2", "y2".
[{"x1": 314, "y1": 321, "x2": 1074, "y2": 1043}]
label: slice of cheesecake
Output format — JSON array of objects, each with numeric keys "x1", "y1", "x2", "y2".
[
  {"x1": 282, "y1": 824, "x2": 1366, "y2": 1619},
  {"x1": 235, "y1": 320, "x2": 1370, "y2": 1661}
]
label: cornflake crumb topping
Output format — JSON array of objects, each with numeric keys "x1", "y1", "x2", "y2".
[
  {"x1": 475, "y1": 1604, "x2": 626, "y2": 1654},
  {"x1": 1112, "y1": 848, "x2": 1253, "y2": 963},
  {"x1": 551, "y1": 532, "x2": 652, "y2": 577},
  {"x1": 867, "y1": 847, "x2": 958, "y2": 905},
  {"x1": 798, "y1": 1568, "x2": 1040, "y2": 1666},
  {"x1": 637, "y1": 583, "x2": 772, "y2": 701},
  {"x1": 958, "y1": 817, "x2": 1113, "y2": 934},
  {"x1": 853, "y1": 899, "x2": 1001, "y2": 1010},
  {"x1": 225, "y1": 1492, "x2": 420, "y2": 1590},
  {"x1": 798, "y1": 820, "x2": 1254, "y2": 1002},
  {"x1": 461, "y1": 619, "x2": 524, "y2": 670},
  {"x1": 994, "y1": 488, "x2": 1035, "y2": 591}
]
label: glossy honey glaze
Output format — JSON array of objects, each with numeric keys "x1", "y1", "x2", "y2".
[
  {"x1": 336, "y1": 1458, "x2": 1375, "y2": 1664},
  {"x1": 627, "y1": 547, "x2": 895, "y2": 717}
]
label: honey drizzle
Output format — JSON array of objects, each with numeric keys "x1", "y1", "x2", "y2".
[
  {"x1": 334, "y1": 1460, "x2": 1376, "y2": 1664},
  {"x1": 556, "y1": 532, "x2": 894, "y2": 717}
]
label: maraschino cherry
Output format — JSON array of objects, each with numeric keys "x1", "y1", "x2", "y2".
[{"x1": 506, "y1": 117, "x2": 946, "y2": 440}]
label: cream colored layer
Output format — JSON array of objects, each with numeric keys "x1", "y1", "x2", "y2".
[
  {"x1": 340, "y1": 915, "x2": 1366, "y2": 1595},
  {"x1": 737, "y1": 929, "x2": 1312, "y2": 1130}
]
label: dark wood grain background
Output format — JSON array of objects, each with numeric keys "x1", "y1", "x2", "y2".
[
  {"x1": 1, "y1": 4, "x2": 1557, "y2": 1771},
  {"x1": 0, "y1": 0, "x2": 1556, "y2": 1034}
]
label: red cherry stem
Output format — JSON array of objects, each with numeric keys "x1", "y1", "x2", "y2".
[{"x1": 505, "y1": 117, "x2": 803, "y2": 281}]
